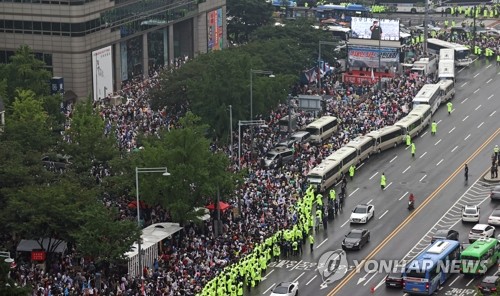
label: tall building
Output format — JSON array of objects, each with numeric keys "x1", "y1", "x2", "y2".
[{"x1": 0, "y1": 0, "x2": 226, "y2": 100}]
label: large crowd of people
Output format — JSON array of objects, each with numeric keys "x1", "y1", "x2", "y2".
[{"x1": 9, "y1": 38, "x2": 466, "y2": 295}]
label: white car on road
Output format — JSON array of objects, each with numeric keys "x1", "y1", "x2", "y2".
[
  {"x1": 469, "y1": 224, "x2": 496, "y2": 243},
  {"x1": 488, "y1": 208, "x2": 500, "y2": 226},
  {"x1": 462, "y1": 205, "x2": 480, "y2": 223},
  {"x1": 350, "y1": 204, "x2": 374, "y2": 224},
  {"x1": 270, "y1": 281, "x2": 299, "y2": 296}
]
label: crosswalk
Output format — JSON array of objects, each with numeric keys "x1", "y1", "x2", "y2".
[{"x1": 399, "y1": 180, "x2": 496, "y2": 265}]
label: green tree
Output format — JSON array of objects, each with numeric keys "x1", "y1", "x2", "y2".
[
  {"x1": 130, "y1": 112, "x2": 238, "y2": 223},
  {"x1": 0, "y1": 45, "x2": 51, "y2": 104},
  {"x1": 2, "y1": 89, "x2": 56, "y2": 152},
  {"x1": 63, "y1": 101, "x2": 120, "y2": 186},
  {"x1": 72, "y1": 204, "x2": 140, "y2": 264},
  {"x1": 227, "y1": 0, "x2": 274, "y2": 44},
  {"x1": 0, "y1": 261, "x2": 31, "y2": 296}
]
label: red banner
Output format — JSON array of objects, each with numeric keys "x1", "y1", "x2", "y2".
[{"x1": 31, "y1": 251, "x2": 46, "y2": 261}]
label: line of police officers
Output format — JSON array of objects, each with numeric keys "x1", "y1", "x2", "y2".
[{"x1": 198, "y1": 174, "x2": 353, "y2": 295}]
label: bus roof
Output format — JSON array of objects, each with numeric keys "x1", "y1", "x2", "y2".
[
  {"x1": 394, "y1": 114, "x2": 421, "y2": 129},
  {"x1": 427, "y1": 38, "x2": 469, "y2": 51},
  {"x1": 366, "y1": 125, "x2": 402, "y2": 137},
  {"x1": 408, "y1": 104, "x2": 431, "y2": 116},
  {"x1": 408, "y1": 240, "x2": 461, "y2": 271},
  {"x1": 306, "y1": 116, "x2": 337, "y2": 129},
  {"x1": 307, "y1": 159, "x2": 340, "y2": 177},
  {"x1": 461, "y1": 238, "x2": 498, "y2": 257},
  {"x1": 346, "y1": 135, "x2": 374, "y2": 149},
  {"x1": 436, "y1": 79, "x2": 454, "y2": 89},
  {"x1": 414, "y1": 84, "x2": 440, "y2": 101},
  {"x1": 316, "y1": 4, "x2": 370, "y2": 11},
  {"x1": 326, "y1": 146, "x2": 357, "y2": 162}
]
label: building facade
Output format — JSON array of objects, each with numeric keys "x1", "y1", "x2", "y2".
[{"x1": 0, "y1": 0, "x2": 226, "y2": 99}]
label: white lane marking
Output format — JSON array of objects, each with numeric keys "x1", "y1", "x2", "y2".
[
  {"x1": 374, "y1": 278, "x2": 385, "y2": 290},
  {"x1": 291, "y1": 260, "x2": 303, "y2": 271},
  {"x1": 462, "y1": 115, "x2": 469, "y2": 121},
  {"x1": 419, "y1": 175, "x2": 427, "y2": 182},
  {"x1": 405, "y1": 145, "x2": 409, "y2": 150},
  {"x1": 384, "y1": 182, "x2": 392, "y2": 190},
  {"x1": 491, "y1": 111, "x2": 497, "y2": 117},
  {"x1": 449, "y1": 127, "x2": 455, "y2": 133},
  {"x1": 419, "y1": 151, "x2": 427, "y2": 159},
  {"x1": 461, "y1": 82, "x2": 468, "y2": 87},
  {"x1": 451, "y1": 146, "x2": 458, "y2": 152},
  {"x1": 473, "y1": 73, "x2": 480, "y2": 78},
  {"x1": 316, "y1": 238, "x2": 328, "y2": 249},
  {"x1": 364, "y1": 271, "x2": 378, "y2": 286},
  {"x1": 341, "y1": 220, "x2": 350, "y2": 227},
  {"x1": 473, "y1": 88, "x2": 479, "y2": 94},
  {"x1": 475, "y1": 105, "x2": 481, "y2": 111},
  {"x1": 487, "y1": 64, "x2": 492, "y2": 69},
  {"x1": 399, "y1": 192, "x2": 409, "y2": 201},
  {"x1": 437, "y1": 119, "x2": 442, "y2": 124},
  {"x1": 366, "y1": 199, "x2": 373, "y2": 204},
  {"x1": 369, "y1": 172, "x2": 379, "y2": 180},
  {"x1": 292, "y1": 272, "x2": 305, "y2": 283},
  {"x1": 449, "y1": 276, "x2": 459, "y2": 286},
  {"x1": 458, "y1": 67, "x2": 465, "y2": 73},
  {"x1": 487, "y1": 78, "x2": 493, "y2": 84},
  {"x1": 357, "y1": 162, "x2": 365, "y2": 170},
  {"x1": 402, "y1": 166, "x2": 411, "y2": 174},
  {"x1": 390, "y1": 156, "x2": 397, "y2": 163},
  {"x1": 435, "y1": 139, "x2": 442, "y2": 145},
  {"x1": 306, "y1": 275, "x2": 317, "y2": 286},
  {"x1": 420, "y1": 131, "x2": 428, "y2": 138},
  {"x1": 436, "y1": 159, "x2": 444, "y2": 166},
  {"x1": 478, "y1": 122, "x2": 484, "y2": 128},
  {"x1": 464, "y1": 134, "x2": 471, "y2": 140},
  {"x1": 349, "y1": 188, "x2": 359, "y2": 197},
  {"x1": 379, "y1": 210, "x2": 389, "y2": 219},
  {"x1": 488, "y1": 94, "x2": 494, "y2": 100},
  {"x1": 263, "y1": 284, "x2": 276, "y2": 294},
  {"x1": 466, "y1": 278, "x2": 474, "y2": 287},
  {"x1": 461, "y1": 98, "x2": 468, "y2": 104}
]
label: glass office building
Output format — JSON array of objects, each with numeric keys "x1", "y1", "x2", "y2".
[{"x1": 0, "y1": 0, "x2": 226, "y2": 99}]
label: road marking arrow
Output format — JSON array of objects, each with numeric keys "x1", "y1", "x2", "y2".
[{"x1": 357, "y1": 271, "x2": 375, "y2": 285}]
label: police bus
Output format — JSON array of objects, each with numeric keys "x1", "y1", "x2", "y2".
[
  {"x1": 307, "y1": 159, "x2": 342, "y2": 192},
  {"x1": 427, "y1": 38, "x2": 473, "y2": 66},
  {"x1": 305, "y1": 116, "x2": 338, "y2": 144},
  {"x1": 460, "y1": 238, "x2": 500, "y2": 275},
  {"x1": 407, "y1": 105, "x2": 432, "y2": 129},
  {"x1": 403, "y1": 240, "x2": 461, "y2": 295},
  {"x1": 412, "y1": 84, "x2": 442, "y2": 115},
  {"x1": 346, "y1": 136, "x2": 375, "y2": 163},
  {"x1": 326, "y1": 147, "x2": 359, "y2": 176},
  {"x1": 366, "y1": 126, "x2": 404, "y2": 153},
  {"x1": 436, "y1": 79, "x2": 455, "y2": 103}
]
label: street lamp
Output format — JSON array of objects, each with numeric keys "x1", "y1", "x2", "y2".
[
  {"x1": 250, "y1": 69, "x2": 274, "y2": 120},
  {"x1": 0, "y1": 252, "x2": 13, "y2": 263},
  {"x1": 318, "y1": 41, "x2": 337, "y2": 94},
  {"x1": 238, "y1": 120, "x2": 266, "y2": 169},
  {"x1": 135, "y1": 167, "x2": 170, "y2": 278}
]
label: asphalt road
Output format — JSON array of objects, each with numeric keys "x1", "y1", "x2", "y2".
[{"x1": 249, "y1": 60, "x2": 500, "y2": 296}]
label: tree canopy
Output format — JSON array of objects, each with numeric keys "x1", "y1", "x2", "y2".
[{"x1": 226, "y1": 0, "x2": 274, "y2": 44}]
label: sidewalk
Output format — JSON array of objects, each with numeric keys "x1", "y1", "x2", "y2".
[{"x1": 483, "y1": 171, "x2": 500, "y2": 183}]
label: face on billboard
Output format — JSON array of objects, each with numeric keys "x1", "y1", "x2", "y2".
[{"x1": 351, "y1": 17, "x2": 400, "y2": 41}]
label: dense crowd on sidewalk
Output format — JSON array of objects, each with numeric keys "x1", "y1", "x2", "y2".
[{"x1": 14, "y1": 43, "x2": 440, "y2": 295}]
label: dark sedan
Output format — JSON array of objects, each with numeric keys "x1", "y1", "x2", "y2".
[
  {"x1": 342, "y1": 229, "x2": 370, "y2": 250},
  {"x1": 491, "y1": 186, "x2": 500, "y2": 200},
  {"x1": 431, "y1": 229, "x2": 459, "y2": 243},
  {"x1": 478, "y1": 275, "x2": 500, "y2": 294},
  {"x1": 385, "y1": 272, "x2": 404, "y2": 288}
]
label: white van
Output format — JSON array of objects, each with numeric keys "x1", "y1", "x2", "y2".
[
  {"x1": 307, "y1": 159, "x2": 342, "y2": 193},
  {"x1": 366, "y1": 126, "x2": 404, "y2": 153},
  {"x1": 436, "y1": 79, "x2": 455, "y2": 103},
  {"x1": 305, "y1": 116, "x2": 338, "y2": 144},
  {"x1": 346, "y1": 136, "x2": 376, "y2": 163},
  {"x1": 408, "y1": 105, "x2": 432, "y2": 129}
]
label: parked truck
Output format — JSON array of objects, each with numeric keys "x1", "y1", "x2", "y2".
[
  {"x1": 411, "y1": 55, "x2": 438, "y2": 77},
  {"x1": 438, "y1": 60, "x2": 455, "y2": 81}
]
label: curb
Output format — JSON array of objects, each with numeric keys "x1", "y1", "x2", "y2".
[{"x1": 483, "y1": 171, "x2": 500, "y2": 183}]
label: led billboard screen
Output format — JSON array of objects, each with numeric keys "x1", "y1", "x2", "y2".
[
  {"x1": 351, "y1": 17, "x2": 400, "y2": 41},
  {"x1": 348, "y1": 45, "x2": 400, "y2": 69},
  {"x1": 207, "y1": 8, "x2": 224, "y2": 51}
]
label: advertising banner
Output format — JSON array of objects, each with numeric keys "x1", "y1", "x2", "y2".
[
  {"x1": 351, "y1": 17, "x2": 400, "y2": 41},
  {"x1": 348, "y1": 45, "x2": 400, "y2": 69},
  {"x1": 207, "y1": 8, "x2": 224, "y2": 51},
  {"x1": 92, "y1": 46, "x2": 114, "y2": 101}
]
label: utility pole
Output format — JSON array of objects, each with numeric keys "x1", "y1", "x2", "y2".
[
  {"x1": 423, "y1": 0, "x2": 429, "y2": 54},
  {"x1": 287, "y1": 95, "x2": 292, "y2": 140},
  {"x1": 472, "y1": 5, "x2": 477, "y2": 51},
  {"x1": 378, "y1": 16, "x2": 382, "y2": 90},
  {"x1": 229, "y1": 105, "x2": 233, "y2": 157}
]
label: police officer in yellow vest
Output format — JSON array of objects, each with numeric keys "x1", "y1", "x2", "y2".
[
  {"x1": 431, "y1": 120, "x2": 437, "y2": 135},
  {"x1": 349, "y1": 164, "x2": 355, "y2": 180}
]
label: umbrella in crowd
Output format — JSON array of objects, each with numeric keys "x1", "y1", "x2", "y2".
[{"x1": 205, "y1": 201, "x2": 231, "y2": 211}]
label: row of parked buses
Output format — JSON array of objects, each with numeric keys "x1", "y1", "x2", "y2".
[{"x1": 307, "y1": 81, "x2": 455, "y2": 193}]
